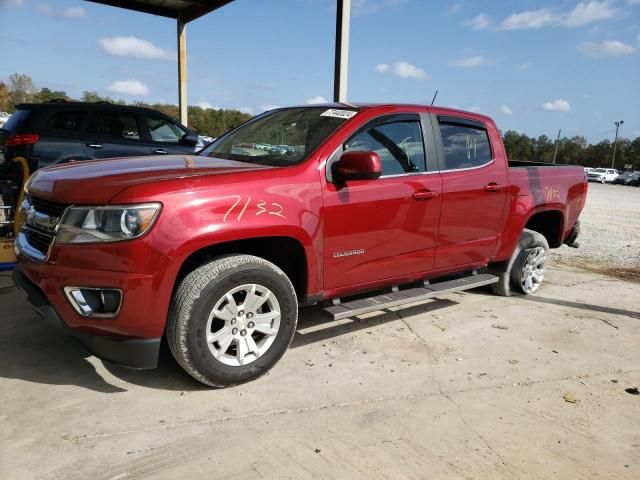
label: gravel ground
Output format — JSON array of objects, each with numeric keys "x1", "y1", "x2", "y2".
[{"x1": 551, "y1": 182, "x2": 640, "y2": 277}]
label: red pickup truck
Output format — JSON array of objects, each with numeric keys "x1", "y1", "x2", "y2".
[{"x1": 13, "y1": 104, "x2": 586, "y2": 386}]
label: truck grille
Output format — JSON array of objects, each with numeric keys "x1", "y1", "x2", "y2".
[
  {"x1": 17, "y1": 195, "x2": 69, "y2": 261},
  {"x1": 29, "y1": 195, "x2": 68, "y2": 218},
  {"x1": 24, "y1": 228, "x2": 55, "y2": 255}
]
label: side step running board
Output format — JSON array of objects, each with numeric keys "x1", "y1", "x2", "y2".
[{"x1": 324, "y1": 273, "x2": 498, "y2": 320}]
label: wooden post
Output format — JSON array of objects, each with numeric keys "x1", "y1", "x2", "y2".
[
  {"x1": 177, "y1": 13, "x2": 188, "y2": 126},
  {"x1": 333, "y1": 0, "x2": 351, "y2": 103}
]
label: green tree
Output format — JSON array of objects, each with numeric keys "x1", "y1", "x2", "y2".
[
  {"x1": 9, "y1": 73, "x2": 36, "y2": 105},
  {"x1": 0, "y1": 82, "x2": 11, "y2": 111},
  {"x1": 34, "y1": 87, "x2": 70, "y2": 103}
]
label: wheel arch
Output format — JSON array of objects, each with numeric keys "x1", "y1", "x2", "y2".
[
  {"x1": 523, "y1": 209, "x2": 565, "y2": 248},
  {"x1": 173, "y1": 235, "x2": 310, "y2": 300}
]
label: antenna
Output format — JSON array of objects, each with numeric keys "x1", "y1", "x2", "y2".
[{"x1": 430, "y1": 90, "x2": 438, "y2": 106}]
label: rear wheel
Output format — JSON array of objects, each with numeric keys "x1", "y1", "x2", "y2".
[
  {"x1": 167, "y1": 255, "x2": 298, "y2": 387},
  {"x1": 489, "y1": 229, "x2": 549, "y2": 296}
]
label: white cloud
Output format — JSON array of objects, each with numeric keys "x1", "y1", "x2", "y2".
[
  {"x1": 260, "y1": 105, "x2": 281, "y2": 112},
  {"x1": 448, "y1": 55, "x2": 486, "y2": 67},
  {"x1": 195, "y1": 101, "x2": 221, "y2": 110},
  {"x1": 99, "y1": 36, "x2": 175, "y2": 61},
  {"x1": 565, "y1": 1, "x2": 617, "y2": 27},
  {"x1": 238, "y1": 107, "x2": 254, "y2": 115},
  {"x1": 541, "y1": 99, "x2": 570, "y2": 112},
  {"x1": 577, "y1": 40, "x2": 636, "y2": 57},
  {"x1": 468, "y1": 106, "x2": 481, "y2": 113},
  {"x1": 106, "y1": 80, "x2": 149, "y2": 97},
  {"x1": 463, "y1": 13, "x2": 491, "y2": 31},
  {"x1": 306, "y1": 96, "x2": 328, "y2": 104},
  {"x1": 517, "y1": 62, "x2": 532, "y2": 71},
  {"x1": 374, "y1": 61, "x2": 428, "y2": 80},
  {"x1": 501, "y1": 8, "x2": 561, "y2": 30},
  {"x1": 501, "y1": 1, "x2": 617, "y2": 30},
  {"x1": 500, "y1": 105, "x2": 513, "y2": 115}
]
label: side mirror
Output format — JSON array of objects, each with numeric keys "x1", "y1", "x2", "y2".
[
  {"x1": 181, "y1": 132, "x2": 199, "y2": 147},
  {"x1": 333, "y1": 151, "x2": 382, "y2": 182}
]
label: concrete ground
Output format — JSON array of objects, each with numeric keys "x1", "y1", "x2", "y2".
[{"x1": 1, "y1": 264, "x2": 639, "y2": 479}]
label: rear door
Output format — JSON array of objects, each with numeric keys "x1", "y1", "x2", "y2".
[
  {"x1": 432, "y1": 114, "x2": 509, "y2": 269},
  {"x1": 322, "y1": 113, "x2": 443, "y2": 290},
  {"x1": 34, "y1": 108, "x2": 88, "y2": 167},
  {"x1": 82, "y1": 109, "x2": 147, "y2": 159},
  {"x1": 141, "y1": 114, "x2": 199, "y2": 155}
]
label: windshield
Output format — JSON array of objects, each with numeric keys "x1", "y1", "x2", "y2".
[
  {"x1": 200, "y1": 107, "x2": 357, "y2": 166},
  {"x1": 592, "y1": 168, "x2": 606, "y2": 173}
]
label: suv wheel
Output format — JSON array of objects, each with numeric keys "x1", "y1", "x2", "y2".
[{"x1": 167, "y1": 255, "x2": 298, "y2": 387}]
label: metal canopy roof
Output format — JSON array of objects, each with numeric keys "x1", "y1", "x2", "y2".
[{"x1": 86, "y1": 0, "x2": 235, "y2": 23}]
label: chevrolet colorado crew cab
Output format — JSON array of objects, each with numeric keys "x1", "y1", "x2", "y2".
[{"x1": 13, "y1": 104, "x2": 587, "y2": 387}]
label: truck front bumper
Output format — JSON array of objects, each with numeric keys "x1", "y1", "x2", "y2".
[{"x1": 13, "y1": 269, "x2": 161, "y2": 369}]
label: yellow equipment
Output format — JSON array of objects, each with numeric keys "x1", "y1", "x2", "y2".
[{"x1": 0, "y1": 156, "x2": 30, "y2": 270}]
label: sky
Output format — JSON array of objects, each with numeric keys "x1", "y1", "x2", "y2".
[{"x1": 0, "y1": 0, "x2": 639, "y2": 142}]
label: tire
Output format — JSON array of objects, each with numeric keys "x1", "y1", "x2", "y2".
[
  {"x1": 489, "y1": 229, "x2": 549, "y2": 297},
  {"x1": 167, "y1": 255, "x2": 298, "y2": 387},
  {"x1": 600, "y1": 177, "x2": 606, "y2": 184}
]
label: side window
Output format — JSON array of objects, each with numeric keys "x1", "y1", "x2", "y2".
[
  {"x1": 46, "y1": 110, "x2": 84, "y2": 132},
  {"x1": 344, "y1": 116, "x2": 426, "y2": 175},
  {"x1": 438, "y1": 120, "x2": 492, "y2": 170},
  {"x1": 146, "y1": 116, "x2": 185, "y2": 143},
  {"x1": 86, "y1": 111, "x2": 140, "y2": 140}
]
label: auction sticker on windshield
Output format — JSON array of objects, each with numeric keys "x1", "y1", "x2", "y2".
[{"x1": 320, "y1": 109, "x2": 357, "y2": 119}]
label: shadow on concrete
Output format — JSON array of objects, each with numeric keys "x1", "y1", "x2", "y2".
[
  {"x1": 291, "y1": 298, "x2": 458, "y2": 349},
  {"x1": 1, "y1": 286, "x2": 461, "y2": 391},
  {"x1": 0, "y1": 287, "x2": 206, "y2": 392},
  {"x1": 0, "y1": 288, "x2": 127, "y2": 393},
  {"x1": 517, "y1": 295, "x2": 640, "y2": 319}
]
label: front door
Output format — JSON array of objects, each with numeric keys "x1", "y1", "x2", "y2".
[
  {"x1": 432, "y1": 114, "x2": 509, "y2": 269},
  {"x1": 322, "y1": 113, "x2": 443, "y2": 291},
  {"x1": 82, "y1": 110, "x2": 147, "y2": 159}
]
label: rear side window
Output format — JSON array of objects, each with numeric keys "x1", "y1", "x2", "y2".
[
  {"x1": 47, "y1": 110, "x2": 84, "y2": 132},
  {"x1": 1, "y1": 109, "x2": 31, "y2": 132},
  {"x1": 146, "y1": 115, "x2": 185, "y2": 143},
  {"x1": 87, "y1": 111, "x2": 140, "y2": 140},
  {"x1": 438, "y1": 119, "x2": 492, "y2": 170},
  {"x1": 345, "y1": 115, "x2": 426, "y2": 175}
]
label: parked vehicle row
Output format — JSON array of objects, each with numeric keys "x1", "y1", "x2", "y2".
[
  {"x1": 0, "y1": 101, "x2": 205, "y2": 174},
  {"x1": 583, "y1": 167, "x2": 640, "y2": 186}
]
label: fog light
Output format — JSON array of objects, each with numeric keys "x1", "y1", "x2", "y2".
[{"x1": 64, "y1": 287, "x2": 123, "y2": 318}]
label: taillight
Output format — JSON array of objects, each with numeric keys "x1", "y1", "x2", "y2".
[{"x1": 6, "y1": 134, "x2": 40, "y2": 147}]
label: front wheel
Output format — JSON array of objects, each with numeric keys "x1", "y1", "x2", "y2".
[
  {"x1": 489, "y1": 229, "x2": 549, "y2": 296},
  {"x1": 167, "y1": 255, "x2": 298, "y2": 387},
  {"x1": 600, "y1": 177, "x2": 606, "y2": 184}
]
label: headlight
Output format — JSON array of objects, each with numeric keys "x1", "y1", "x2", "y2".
[{"x1": 56, "y1": 203, "x2": 161, "y2": 244}]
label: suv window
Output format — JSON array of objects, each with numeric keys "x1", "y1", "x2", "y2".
[
  {"x1": 438, "y1": 119, "x2": 492, "y2": 170},
  {"x1": 146, "y1": 115, "x2": 185, "y2": 143},
  {"x1": 344, "y1": 115, "x2": 426, "y2": 175},
  {"x1": 86, "y1": 111, "x2": 140, "y2": 140},
  {"x1": 46, "y1": 110, "x2": 84, "y2": 132}
]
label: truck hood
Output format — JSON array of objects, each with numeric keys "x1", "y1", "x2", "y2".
[{"x1": 27, "y1": 155, "x2": 273, "y2": 204}]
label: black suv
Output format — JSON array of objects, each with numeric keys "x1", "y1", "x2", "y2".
[{"x1": 0, "y1": 101, "x2": 202, "y2": 173}]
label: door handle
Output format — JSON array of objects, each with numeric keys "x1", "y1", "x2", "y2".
[
  {"x1": 484, "y1": 183, "x2": 502, "y2": 192},
  {"x1": 86, "y1": 143, "x2": 103, "y2": 149},
  {"x1": 412, "y1": 190, "x2": 439, "y2": 200},
  {"x1": 154, "y1": 149, "x2": 168, "y2": 154}
]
